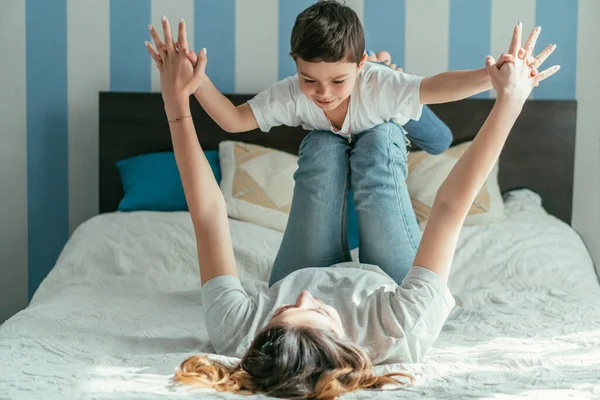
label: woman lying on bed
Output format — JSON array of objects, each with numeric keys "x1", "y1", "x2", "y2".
[{"x1": 145, "y1": 18, "x2": 558, "y2": 399}]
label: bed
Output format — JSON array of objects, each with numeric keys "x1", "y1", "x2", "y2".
[{"x1": 2, "y1": 94, "x2": 599, "y2": 399}]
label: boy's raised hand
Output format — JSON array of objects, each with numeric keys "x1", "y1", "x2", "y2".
[{"x1": 182, "y1": 44, "x2": 207, "y2": 78}]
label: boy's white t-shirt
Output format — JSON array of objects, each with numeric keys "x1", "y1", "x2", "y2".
[{"x1": 247, "y1": 62, "x2": 424, "y2": 136}]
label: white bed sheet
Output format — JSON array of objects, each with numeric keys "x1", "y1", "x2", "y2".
[{"x1": 1, "y1": 190, "x2": 599, "y2": 399}]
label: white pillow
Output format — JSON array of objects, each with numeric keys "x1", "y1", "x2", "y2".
[
  {"x1": 407, "y1": 141, "x2": 504, "y2": 225},
  {"x1": 219, "y1": 141, "x2": 297, "y2": 232}
]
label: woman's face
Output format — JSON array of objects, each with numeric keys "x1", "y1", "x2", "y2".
[{"x1": 267, "y1": 290, "x2": 345, "y2": 337}]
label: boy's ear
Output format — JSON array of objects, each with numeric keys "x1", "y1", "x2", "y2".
[{"x1": 357, "y1": 52, "x2": 368, "y2": 71}]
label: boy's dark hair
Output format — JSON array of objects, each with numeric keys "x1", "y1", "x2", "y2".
[{"x1": 290, "y1": 0, "x2": 365, "y2": 64}]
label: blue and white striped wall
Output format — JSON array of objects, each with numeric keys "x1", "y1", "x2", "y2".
[{"x1": 0, "y1": 0, "x2": 595, "y2": 320}]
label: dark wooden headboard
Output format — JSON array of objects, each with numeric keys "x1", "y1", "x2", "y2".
[{"x1": 99, "y1": 92, "x2": 576, "y2": 224}]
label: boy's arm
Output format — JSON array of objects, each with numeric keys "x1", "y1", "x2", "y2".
[
  {"x1": 419, "y1": 53, "x2": 515, "y2": 104},
  {"x1": 193, "y1": 77, "x2": 258, "y2": 133},
  {"x1": 186, "y1": 49, "x2": 299, "y2": 134},
  {"x1": 420, "y1": 68, "x2": 492, "y2": 105},
  {"x1": 151, "y1": 29, "x2": 258, "y2": 134},
  {"x1": 177, "y1": 48, "x2": 258, "y2": 133}
]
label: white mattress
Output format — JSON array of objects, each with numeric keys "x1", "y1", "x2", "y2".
[{"x1": 1, "y1": 190, "x2": 599, "y2": 399}]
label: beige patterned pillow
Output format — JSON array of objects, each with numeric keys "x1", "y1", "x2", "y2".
[
  {"x1": 219, "y1": 141, "x2": 297, "y2": 232},
  {"x1": 407, "y1": 141, "x2": 504, "y2": 225}
]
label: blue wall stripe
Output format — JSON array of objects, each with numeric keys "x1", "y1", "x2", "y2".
[
  {"x1": 195, "y1": 0, "x2": 235, "y2": 93},
  {"x1": 535, "y1": 0, "x2": 578, "y2": 100},
  {"x1": 110, "y1": 0, "x2": 151, "y2": 92},
  {"x1": 364, "y1": 0, "x2": 406, "y2": 68},
  {"x1": 278, "y1": 0, "x2": 314, "y2": 80},
  {"x1": 26, "y1": 0, "x2": 69, "y2": 298},
  {"x1": 449, "y1": 0, "x2": 492, "y2": 99}
]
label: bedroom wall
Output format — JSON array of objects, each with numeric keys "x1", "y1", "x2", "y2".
[{"x1": 0, "y1": 0, "x2": 594, "y2": 323}]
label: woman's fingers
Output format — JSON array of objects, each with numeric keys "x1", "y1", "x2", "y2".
[
  {"x1": 508, "y1": 22, "x2": 522, "y2": 57},
  {"x1": 177, "y1": 19, "x2": 189, "y2": 53},
  {"x1": 531, "y1": 43, "x2": 556, "y2": 69},
  {"x1": 161, "y1": 16, "x2": 176, "y2": 53},
  {"x1": 533, "y1": 65, "x2": 560, "y2": 85},
  {"x1": 145, "y1": 41, "x2": 162, "y2": 68},
  {"x1": 149, "y1": 24, "x2": 166, "y2": 59},
  {"x1": 522, "y1": 26, "x2": 541, "y2": 59}
]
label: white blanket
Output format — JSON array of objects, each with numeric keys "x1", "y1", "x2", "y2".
[{"x1": 1, "y1": 190, "x2": 599, "y2": 399}]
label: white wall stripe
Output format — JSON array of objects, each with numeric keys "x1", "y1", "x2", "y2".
[
  {"x1": 0, "y1": 0, "x2": 28, "y2": 322},
  {"x1": 235, "y1": 0, "x2": 279, "y2": 93},
  {"x1": 405, "y1": 0, "x2": 449, "y2": 77},
  {"x1": 490, "y1": 0, "x2": 536, "y2": 98},
  {"x1": 151, "y1": 0, "x2": 195, "y2": 92},
  {"x1": 344, "y1": 0, "x2": 364, "y2": 23},
  {"x1": 573, "y1": 0, "x2": 600, "y2": 274},
  {"x1": 67, "y1": 0, "x2": 110, "y2": 234}
]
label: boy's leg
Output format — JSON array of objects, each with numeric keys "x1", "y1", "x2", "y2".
[
  {"x1": 350, "y1": 122, "x2": 422, "y2": 284},
  {"x1": 268, "y1": 130, "x2": 352, "y2": 287},
  {"x1": 403, "y1": 105, "x2": 453, "y2": 155},
  {"x1": 365, "y1": 50, "x2": 452, "y2": 155}
]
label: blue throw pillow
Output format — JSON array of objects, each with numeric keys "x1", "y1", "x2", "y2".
[
  {"x1": 116, "y1": 150, "x2": 360, "y2": 249},
  {"x1": 117, "y1": 151, "x2": 221, "y2": 212}
]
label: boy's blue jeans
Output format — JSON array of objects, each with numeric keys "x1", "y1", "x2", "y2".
[
  {"x1": 404, "y1": 105, "x2": 452, "y2": 155},
  {"x1": 269, "y1": 122, "x2": 423, "y2": 287}
]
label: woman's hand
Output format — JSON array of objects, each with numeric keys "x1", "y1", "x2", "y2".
[
  {"x1": 145, "y1": 16, "x2": 206, "y2": 114},
  {"x1": 487, "y1": 23, "x2": 560, "y2": 107}
]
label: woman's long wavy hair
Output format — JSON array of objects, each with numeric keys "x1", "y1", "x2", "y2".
[{"x1": 174, "y1": 326, "x2": 413, "y2": 400}]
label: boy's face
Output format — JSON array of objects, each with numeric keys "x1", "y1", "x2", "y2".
[{"x1": 296, "y1": 55, "x2": 367, "y2": 112}]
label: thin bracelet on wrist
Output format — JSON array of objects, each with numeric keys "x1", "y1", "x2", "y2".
[{"x1": 168, "y1": 115, "x2": 192, "y2": 123}]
